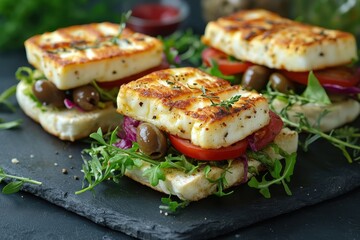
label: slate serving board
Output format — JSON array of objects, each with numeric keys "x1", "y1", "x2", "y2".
[{"x1": 1, "y1": 52, "x2": 360, "y2": 240}]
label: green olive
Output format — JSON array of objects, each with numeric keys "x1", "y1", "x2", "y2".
[
  {"x1": 136, "y1": 123, "x2": 167, "y2": 159},
  {"x1": 241, "y1": 65, "x2": 271, "y2": 91},
  {"x1": 269, "y1": 73, "x2": 295, "y2": 93},
  {"x1": 32, "y1": 79, "x2": 65, "y2": 107},
  {"x1": 72, "y1": 85, "x2": 99, "y2": 111}
]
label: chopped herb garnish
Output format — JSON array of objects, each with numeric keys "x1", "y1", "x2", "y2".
[
  {"x1": 211, "y1": 95, "x2": 241, "y2": 111},
  {"x1": 110, "y1": 11, "x2": 132, "y2": 45}
]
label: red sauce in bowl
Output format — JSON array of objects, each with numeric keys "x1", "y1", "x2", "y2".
[{"x1": 127, "y1": 3, "x2": 183, "y2": 36}]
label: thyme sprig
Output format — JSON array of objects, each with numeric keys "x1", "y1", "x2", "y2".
[
  {"x1": 0, "y1": 167, "x2": 42, "y2": 194},
  {"x1": 110, "y1": 11, "x2": 132, "y2": 45},
  {"x1": 200, "y1": 86, "x2": 241, "y2": 111},
  {"x1": 211, "y1": 95, "x2": 242, "y2": 111}
]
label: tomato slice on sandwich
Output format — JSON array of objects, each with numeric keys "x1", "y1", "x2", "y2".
[
  {"x1": 169, "y1": 111, "x2": 283, "y2": 161},
  {"x1": 202, "y1": 47, "x2": 252, "y2": 75},
  {"x1": 281, "y1": 66, "x2": 360, "y2": 88},
  {"x1": 169, "y1": 134, "x2": 248, "y2": 161}
]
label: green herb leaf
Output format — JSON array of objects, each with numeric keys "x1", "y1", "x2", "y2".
[
  {"x1": 0, "y1": 119, "x2": 22, "y2": 130},
  {"x1": 2, "y1": 181, "x2": 23, "y2": 194},
  {"x1": 111, "y1": 11, "x2": 132, "y2": 45},
  {"x1": 248, "y1": 145, "x2": 297, "y2": 198},
  {"x1": 302, "y1": 71, "x2": 331, "y2": 104},
  {"x1": 159, "y1": 196, "x2": 190, "y2": 213},
  {"x1": 0, "y1": 85, "x2": 17, "y2": 112},
  {"x1": 211, "y1": 95, "x2": 241, "y2": 111},
  {"x1": 160, "y1": 29, "x2": 206, "y2": 67},
  {"x1": 144, "y1": 165, "x2": 165, "y2": 187}
]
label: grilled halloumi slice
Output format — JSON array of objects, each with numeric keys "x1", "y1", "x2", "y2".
[
  {"x1": 202, "y1": 9, "x2": 357, "y2": 71},
  {"x1": 25, "y1": 22, "x2": 163, "y2": 90},
  {"x1": 117, "y1": 67, "x2": 270, "y2": 149}
]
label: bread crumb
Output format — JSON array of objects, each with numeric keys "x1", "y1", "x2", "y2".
[{"x1": 11, "y1": 158, "x2": 19, "y2": 164}]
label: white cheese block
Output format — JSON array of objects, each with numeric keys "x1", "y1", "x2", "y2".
[
  {"x1": 25, "y1": 22, "x2": 164, "y2": 90},
  {"x1": 117, "y1": 67, "x2": 270, "y2": 149},
  {"x1": 202, "y1": 9, "x2": 358, "y2": 71}
]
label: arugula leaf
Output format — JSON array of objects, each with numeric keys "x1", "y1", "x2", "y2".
[
  {"x1": 76, "y1": 128, "x2": 201, "y2": 195},
  {"x1": 160, "y1": 29, "x2": 206, "y2": 67},
  {"x1": 204, "y1": 164, "x2": 233, "y2": 197},
  {"x1": 159, "y1": 196, "x2": 189, "y2": 214},
  {"x1": 248, "y1": 148, "x2": 297, "y2": 198},
  {"x1": 302, "y1": 71, "x2": 331, "y2": 104},
  {"x1": 143, "y1": 165, "x2": 165, "y2": 186}
]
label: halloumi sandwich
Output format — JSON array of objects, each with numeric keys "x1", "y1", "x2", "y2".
[
  {"x1": 114, "y1": 67, "x2": 298, "y2": 201},
  {"x1": 16, "y1": 22, "x2": 167, "y2": 141},
  {"x1": 201, "y1": 9, "x2": 360, "y2": 132}
]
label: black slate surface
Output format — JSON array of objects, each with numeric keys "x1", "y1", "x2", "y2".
[{"x1": 1, "y1": 51, "x2": 360, "y2": 240}]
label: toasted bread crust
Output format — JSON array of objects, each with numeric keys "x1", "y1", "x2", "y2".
[{"x1": 202, "y1": 9, "x2": 358, "y2": 71}]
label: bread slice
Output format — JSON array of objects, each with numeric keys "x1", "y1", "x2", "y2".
[
  {"x1": 271, "y1": 97, "x2": 360, "y2": 132},
  {"x1": 25, "y1": 22, "x2": 164, "y2": 90},
  {"x1": 125, "y1": 127, "x2": 298, "y2": 201},
  {"x1": 16, "y1": 80, "x2": 122, "y2": 141},
  {"x1": 202, "y1": 9, "x2": 357, "y2": 71},
  {"x1": 117, "y1": 67, "x2": 270, "y2": 149}
]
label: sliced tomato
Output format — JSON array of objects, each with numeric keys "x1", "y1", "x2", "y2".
[
  {"x1": 281, "y1": 66, "x2": 360, "y2": 87},
  {"x1": 247, "y1": 111, "x2": 283, "y2": 151},
  {"x1": 169, "y1": 134, "x2": 248, "y2": 161},
  {"x1": 202, "y1": 47, "x2": 253, "y2": 75},
  {"x1": 97, "y1": 60, "x2": 170, "y2": 89}
]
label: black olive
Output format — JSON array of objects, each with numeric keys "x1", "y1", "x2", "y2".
[
  {"x1": 241, "y1": 65, "x2": 271, "y2": 91},
  {"x1": 269, "y1": 73, "x2": 295, "y2": 93},
  {"x1": 32, "y1": 79, "x2": 65, "y2": 107},
  {"x1": 136, "y1": 123, "x2": 167, "y2": 159},
  {"x1": 72, "y1": 85, "x2": 99, "y2": 111}
]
